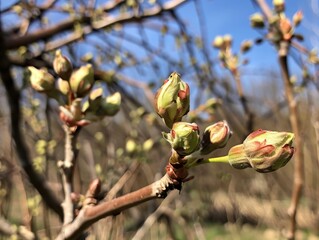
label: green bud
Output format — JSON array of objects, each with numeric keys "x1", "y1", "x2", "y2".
[
  {"x1": 200, "y1": 121, "x2": 232, "y2": 155},
  {"x1": 163, "y1": 122, "x2": 200, "y2": 156},
  {"x1": 212, "y1": 36, "x2": 224, "y2": 49},
  {"x1": 57, "y1": 78, "x2": 70, "y2": 95},
  {"x1": 250, "y1": 13, "x2": 265, "y2": 28},
  {"x1": 27, "y1": 67, "x2": 55, "y2": 92},
  {"x1": 97, "y1": 92, "x2": 121, "y2": 116},
  {"x1": 70, "y1": 64, "x2": 94, "y2": 97},
  {"x1": 53, "y1": 49, "x2": 73, "y2": 80},
  {"x1": 82, "y1": 88, "x2": 103, "y2": 113},
  {"x1": 223, "y1": 34, "x2": 232, "y2": 48},
  {"x1": 155, "y1": 72, "x2": 190, "y2": 129},
  {"x1": 228, "y1": 129, "x2": 295, "y2": 173},
  {"x1": 273, "y1": 0, "x2": 285, "y2": 13}
]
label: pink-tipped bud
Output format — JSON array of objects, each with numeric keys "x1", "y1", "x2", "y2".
[{"x1": 228, "y1": 129, "x2": 294, "y2": 173}]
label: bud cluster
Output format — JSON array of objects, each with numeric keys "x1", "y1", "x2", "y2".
[
  {"x1": 212, "y1": 34, "x2": 252, "y2": 72},
  {"x1": 155, "y1": 72, "x2": 232, "y2": 171},
  {"x1": 155, "y1": 72, "x2": 295, "y2": 176},
  {"x1": 250, "y1": 0, "x2": 303, "y2": 46},
  {"x1": 27, "y1": 49, "x2": 121, "y2": 127}
]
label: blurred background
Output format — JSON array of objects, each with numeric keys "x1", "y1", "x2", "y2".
[{"x1": 0, "y1": 0, "x2": 319, "y2": 239}]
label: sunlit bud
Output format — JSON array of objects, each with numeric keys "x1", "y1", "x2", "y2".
[
  {"x1": 223, "y1": 34, "x2": 232, "y2": 48},
  {"x1": 212, "y1": 36, "x2": 224, "y2": 49},
  {"x1": 228, "y1": 144, "x2": 251, "y2": 169},
  {"x1": 53, "y1": 49, "x2": 73, "y2": 80},
  {"x1": 70, "y1": 64, "x2": 94, "y2": 97},
  {"x1": 27, "y1": 67, "x2": 55, "y2": 92},
  {"x1": 87, "y1": 88, "x2": 104, "y2": 112},
  {"x1": 200, "y1": 121, "x2": 232, "y2": 155},
  {"x1": 97, "y1": 92, "x2": 121, "y2": 116},
  {"x1": 308, "y1": 49, "x2": 319, "y2": 64},
  {"x1": 250, "y1": 13, "x2": 265, "y2": 28},
  {"x1": 240, "y1": 40, "x2": 253, "y2": 53},
  {"x1": 163, "y1": 122, "x2": 200, "y2": 156},
  {"x1": 273, "y1": 0, "x2": 285, "y2": 13},
  {"x1": 57, "y1": 78, "x2": 70, "y2": 95},
  {"x1": 293, "y1": 11, "x2": 303, "y2": 27},
  {"x1": 70, "y1": 98, "x2": 82, "y2": 121},
  {"x1": 279, "y1": 18, "x2": 293, "y2": 40},
  {"x1": 126, "y1": 139, "x2": 137, "y2": 153},
  {"x1": 228, "y1": 129, "x2": 295, "y2": 173},
  {"x1": 155, "y1": 72, "x2": 190, "y2": 129}
]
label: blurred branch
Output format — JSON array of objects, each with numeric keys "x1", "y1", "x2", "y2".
[
  {"x1": 0, "y1": 216, "x2": 35, "y2": 240},
  {"x1": 279, "y1": 42, "x2": 304, "y2": 240},
  {"x1": 0, "y1": 21, "x2": 63, "y2": 219},
  {"x1": 5, "y1": 0, "x2": 187, "y2": 50},
  {"x1": 132, "y1": 191, "x2": 177, "y2": 240}
]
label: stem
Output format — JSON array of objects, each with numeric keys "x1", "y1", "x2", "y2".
[
  {"x1": 56, "y1": 174, "x2": 177, "y2": 240},
  {"x1": 186, "y1": 155, "x2": 229, "y2": 169},
  {"x1": 61, "y1": 126, "x2": 81, "y2": 225},
  {"x1": 206, "y1": 155, "x2": 229, "y2": 164},
  {"x1": 232, "y1": 70, "x2": 254, "y2": 134},
  {"x1": 278, "y1": 41, "x2": 304, "y2": 240}
]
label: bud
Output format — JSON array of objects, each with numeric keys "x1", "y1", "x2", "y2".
[
  {"x1": 250, "y1": 13, "x2": 265, "y2": 28},
  {"x1": 223, "y1": 34, "x2": 232, "y2": 48},
  {"x1": 53, "y1": 49, "x2": 73, "y2": 80},
  {"x1": 228, "y1": 129, "x2": 294, "y2": 173},
  {"x1": 200, "y1": 121, "x2": 232, "y2": 155},
  {"x1": 57, "y1": 78, "x2": 70, "y2": 95},
  {"x1": 84, "y1": 88, "x2": 103, "y2": 112},
  {"x1": 293, "y1": 11, "x2": 303, "y2": 27},
  {"x1": 27, "y1": 67, "x2": 55, "y2": 92},
  {"x1": 97, "y1": 92, "x2": 121, "y2": 116},
  {"x1": 279, "y1": 17, "x2": 293, "y2": 40},
  {"x1": 240, "y1": 40, "x2": 253, "y2": 53},
  {"x1": 155, "y1": 72, "x2": 190, "y2": 129},
  {"x1": 70, "y1": 64, "x2": 94, "y2": 97},
  {"x1": 273, "y1": 0, "x2": 285, "y2": 13},
  {"x1": 212, "y1": 36, "x2": 224, "y2": 49},
  {"x1": 163, "y1": 122, "x2": 200, "y2": 156}
]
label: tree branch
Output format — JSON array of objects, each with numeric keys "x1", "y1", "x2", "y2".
[
  {"x1": 0, "y1": 20, "x2": 63, "y2": 219},
  {"x1": 56, "y1": 173, "x2": 179, "y2": 240}
]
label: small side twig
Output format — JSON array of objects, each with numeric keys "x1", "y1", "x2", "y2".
[{"x1": 56, "y1": 173, "x2": 179, "y2": 240}]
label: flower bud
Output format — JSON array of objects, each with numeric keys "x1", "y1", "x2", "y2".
[
  {"x1": 279, "y1": 17, "x2": 293, "y2": 40},
  {"x1": 273, "y1": 0, "x2": 285, "y2": 13},
  {"x1": 70, "y1": 64, "x2": 94, "y2": 97},
  {"x1": 240, "y1": 40, "x2": 253, "y2": 53},
  {"x1": 97, "y1": 92, "x2": 121, "y2": 116},
  {"x1": 223, "y1": 34, "x2": 232, "y2": 48},
  {"x1": 84, "y1": 88, "x2": 104, "y2": 112},
  {"x1": 57, "y1": 78, "x2": 70, "y2": 95},
  {"x1": 228, "y1": 144, "x2": 251, "y2": 169},
  {"x1": 155, "y1": 72, "x2": 190, "y2": 129},
  {"x1": 228, "y1": 129, "x2": 294, "y2": 173},
  {"x1": 53, "y1": 49, "x2": 73, "y2": 80},
  {"x1": 163, "y1": 122, "x2": 200, "y2": 156},
  {"x1": 212, "y1": 36, "x2": 224, "y2": 49},
  {"x1": 250, "y1": 13, "x2": 265, "y2": 28},
  {"x1": 293, "y1": 11, "x2": 303, "y2": 27},
  {"x1": 27, "y1": 67, "x2": 55, "y2": 92},
  {"x1": 200, "y1": 121, "x2": 232, "y2": 155}
]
